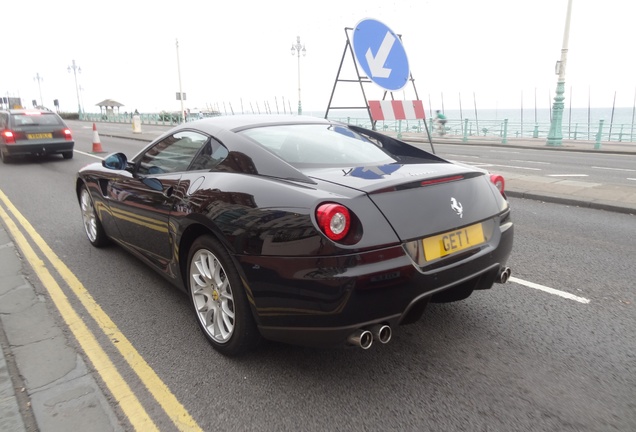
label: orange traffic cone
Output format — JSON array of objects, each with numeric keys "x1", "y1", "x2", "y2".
[{"x1": 92, "y1": 123, "x2": 104, "y2": 153}]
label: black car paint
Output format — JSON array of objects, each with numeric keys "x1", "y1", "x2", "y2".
[{"x1": 77, "y1": 115, "x2": 513, "y2": 348}]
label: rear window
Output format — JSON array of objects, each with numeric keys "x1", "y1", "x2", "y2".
[
  {"x1": 239, "y1": 124, "x2": 396, "y2": 166},
  {"x1": 11, "y1": 113, "x2": 64, "y2": 127}
]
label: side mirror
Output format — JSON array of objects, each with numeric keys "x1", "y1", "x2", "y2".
[{"x1": 102, "y1": 153, "x2": 128, "y2": 170}]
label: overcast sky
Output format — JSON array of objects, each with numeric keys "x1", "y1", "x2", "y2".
[{"x1": 2, "y1": 0, "x2": 634, "y2": 114}]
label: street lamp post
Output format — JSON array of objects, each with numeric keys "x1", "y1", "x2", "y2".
[
  {"x1": 79, "y1": 85, "x2": 86, "y2": 114},
  {"x1": 67, "y1": 60, "x2": 82, "y2": 115},
  {"x1": 546, "y1": 0, "x2": 574, "y2": 147},
  {"x1": 176, "y1": 38, "x2": 185, "y2": 123},
  {"x1": 33, "y1": 73, "x2": 44, "y2": 107},
  {"x1": 290, "y1": 36, "x2": 306, "y2": 115}
]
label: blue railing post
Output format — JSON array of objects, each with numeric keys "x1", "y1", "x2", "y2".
[
  {"x1": 502, "y1": 119, "x2": 508, "y2": 144},
  {"x1": 462, "y1": 119, "x2": 469, "y2": 142},
  {"x1": 533, "y1": 124, "x2": 539, "y2": 138},
  {"x1": 595, "y1": 119, "x2": 604, "y2": 150}
]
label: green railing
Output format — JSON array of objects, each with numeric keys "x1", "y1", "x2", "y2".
[
  {"x1": 82, "y1": 112, "x2": 182, "y2": 126},
  {"x1": 80, "y1": 112, "x2": 635, "y2": 143},
  {"x1": 327, "y1": 117, "x2": 635, "y2": 143}
]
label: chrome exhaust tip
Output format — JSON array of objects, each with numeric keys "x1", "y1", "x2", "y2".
[
  {"x1": 497, "y1": 267, "x2": 511, "y2": 284},
  {"x1": 347, "y1": 329, "x2": 373, "y2": 349},
  {"x1": 370, "y1": 324, "x2": 392, "y2": 344}
]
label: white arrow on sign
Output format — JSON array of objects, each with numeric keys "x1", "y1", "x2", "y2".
[{"x1": 365, "y1": 31, "x2": 395, "y2": 78}]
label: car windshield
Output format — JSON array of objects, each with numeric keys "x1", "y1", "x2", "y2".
[
  {"x1": 239, "y1": 124, "x2": 396, "y2": 166},
  {"x1": 12, "y1": 113, "x2": 63, "y2": 127}
]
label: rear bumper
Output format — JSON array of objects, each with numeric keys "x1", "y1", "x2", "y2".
[
  {"x1": 238, "y1": 221, "x2": 514, "y2": 348},
  {"x1": 257, "y1": 262, "x2": 503, "y2": 348},
  {"x1": 4, "y1": 141, "x2": 74, "y2": 156}
]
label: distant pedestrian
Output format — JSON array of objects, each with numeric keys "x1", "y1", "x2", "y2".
[{"x1": 134, "y1": 109, "x2": 139, "y2": 115}]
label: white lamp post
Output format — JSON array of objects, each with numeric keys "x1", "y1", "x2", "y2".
[
  {"x1": 67, "y1": 60, "x2": 82, "y2": 115},
  {"x1": 33, "y1": 73, "x2": 44, "y2": 107},
  {"x1": 176, "y1": 39, "x2": 186, "y2": 123},
  {"x1": 290, "y1": 36, "x2": 306, "y2": 115}
]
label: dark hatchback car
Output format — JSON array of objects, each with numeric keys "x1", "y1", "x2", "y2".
[
  {"x1": 0, "y1": 109, "x2": 74, "y2": 163},
  {"x1": 76, "y1": 115, "x2": 513, "y2": 356}
]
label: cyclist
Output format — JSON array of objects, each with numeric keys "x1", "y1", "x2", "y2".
[{"x1": 434, "y1": 110, "x2": 447, "y2": 135}]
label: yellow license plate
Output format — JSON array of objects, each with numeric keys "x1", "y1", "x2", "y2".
[
  {"x1": 26, "y1": 133, "x2": 52, "y2": 139},
  {"x1": 422, "y1": 223, "x2": 485, "y2": 261}
]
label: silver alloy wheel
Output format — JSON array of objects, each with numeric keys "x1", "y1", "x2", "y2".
[
  {"x1": 190, "y1": 249, "x2": 235, "y2": 343},
  {"x1": 80, "y1": 188, "x2": 98, "y2": 242}
]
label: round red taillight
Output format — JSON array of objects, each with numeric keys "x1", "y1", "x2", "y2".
[
  {"x1": 490, "y1": 174, "x2": 505, "y2": 194},
  {"x1": 316, "y1": 203, "x2": 351, "y2": 241}
]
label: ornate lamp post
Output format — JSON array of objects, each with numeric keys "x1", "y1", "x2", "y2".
[
  {"x1": 67, "y1": 60, "x2": 82, "y2": 115},
  {"x1": 546, "y1": 0, "x2": 574, "y2": 147},
  {"x1": 290, "y1": 36, "x2": 307, "y2": 115},
  {"x1": 33, "y1": 73, "x2": 44, "y2": 107}
]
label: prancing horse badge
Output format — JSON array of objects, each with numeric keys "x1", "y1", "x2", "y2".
[{"x1": 450, "y1": 197, "x2": 463, "y2": 218}]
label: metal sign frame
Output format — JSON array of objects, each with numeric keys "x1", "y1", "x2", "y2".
[{"x1": 324, "y1": 27, "x2": 423, "y2": 132}]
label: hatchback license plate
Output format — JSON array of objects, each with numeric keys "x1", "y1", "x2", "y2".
[
  {"x1": 422, "y1": 223, "x2": 485, "y2": 261},
  {"x1": 26, "y1": 133, "x2": 53, "y2": 139}
]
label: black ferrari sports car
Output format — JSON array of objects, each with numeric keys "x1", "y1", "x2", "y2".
[{"x1": 76, "y1": 115, "x2": 513, "y2": 356}]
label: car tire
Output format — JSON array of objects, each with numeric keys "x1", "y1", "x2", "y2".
[
  {"x1": 0, "y1": 148, "x2": 10, "y2": 164},
  {"x1": 63, "y1": 151, "x2": 74, "y2": 159},
  {"x1": 79, "y1": 184, "x2": 109, "y2": 247},
  {"x1": 187, "y1": 235, "x2": 261, "y2": 356}
]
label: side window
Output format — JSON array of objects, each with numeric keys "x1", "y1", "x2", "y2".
[
  {"x1": 189, "y1": 137, "x2": 229, "y2": 171},
  {"x1": 0, "y1": 114, "x2": 6, "y2": 129},
  {"x1": 138, "y1": 131, "x2": 208, "y2": 175}
]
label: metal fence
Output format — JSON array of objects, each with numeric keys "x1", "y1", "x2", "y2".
[
  {"x1": 80, "y1": 112, "x2": 635, "y2": 144},
  {"x1": 328, "y1": 117, "x2": 635, "y2": 143}
]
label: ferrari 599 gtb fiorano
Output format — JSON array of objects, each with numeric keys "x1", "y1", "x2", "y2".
[{"x1": 76, "y1": 115, "x2": 513, "y2": 356}]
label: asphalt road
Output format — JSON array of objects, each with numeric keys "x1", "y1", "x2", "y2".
[
  {"x1": 435, "y1": 143, "x2": 636, "y2": 186},
  {"x1": 0, "y1": 131, "x2": 635, "y2": 431}
]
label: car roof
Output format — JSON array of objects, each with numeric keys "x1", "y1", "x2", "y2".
[
  {"x1": 178, "y1": 114, "x2": 335, "y2": 135},
  {"x1": 5, "y1": 108, "x2": 56, "y2": 115}
]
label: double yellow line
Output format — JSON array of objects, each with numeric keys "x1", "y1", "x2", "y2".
[{"x1": 0, "y1": 189, "x2": 202, "y2": 432}]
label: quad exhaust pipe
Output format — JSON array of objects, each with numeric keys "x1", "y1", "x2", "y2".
[
  {"x1": 347, "y1": 324, "x2": 392, "y2": 349},
  {"x1": 370, "y1": 324, "x2": 392, "y2": 344},
  {"x1": 497, "y1": 267, "x2": 511, "y2": 284},
  {"x1": 347, "y1": 329, "x2": 373, "y2": 349}
]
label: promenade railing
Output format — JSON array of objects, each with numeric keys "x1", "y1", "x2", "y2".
[
  {"x1": 80, "y1": 113, "x2": 635, "y2": 143},
  {"x1": 330, "y1": 117, "x2": 635, "y2": 143}
]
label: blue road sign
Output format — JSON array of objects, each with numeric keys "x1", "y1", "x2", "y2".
[{"x1": 352, "y1": 18, "x2": 410, "y2": 92}]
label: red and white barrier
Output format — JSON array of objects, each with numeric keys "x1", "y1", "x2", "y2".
[{"x1": 368, "y1": 100, "x2": 426, "y2": 121}]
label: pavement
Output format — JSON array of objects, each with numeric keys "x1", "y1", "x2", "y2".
[{"x1": 0, "y1": 120, "x2": 635, "y2": 432}]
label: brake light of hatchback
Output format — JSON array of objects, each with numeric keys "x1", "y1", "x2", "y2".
[
  {"x1": 64, "y1": 129, "x2": 72, "y2": 140},
  {"x1": 2, "y1": 130, "x2": 16, "y2": 144}
]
